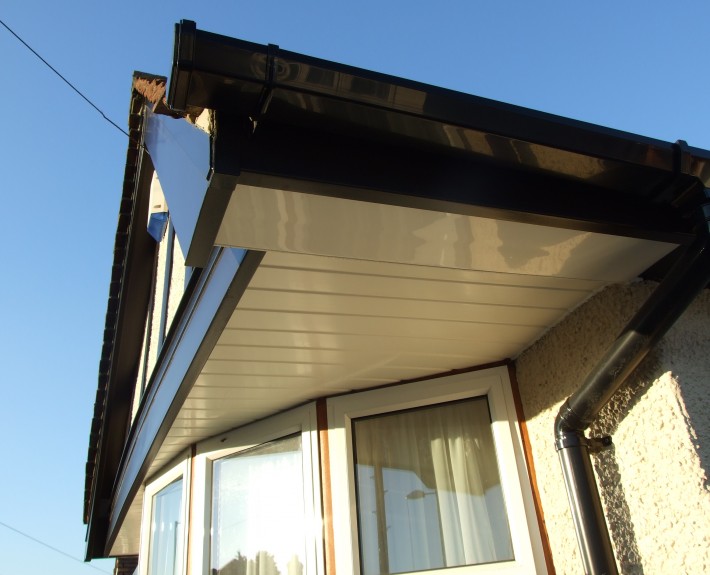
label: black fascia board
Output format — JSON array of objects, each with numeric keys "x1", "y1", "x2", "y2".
[
  {"x1": 85, "y1": 101, "x2": 157, "y2": 560},
  {"x1": 168, "y1": 21, "x2": 709, "y2": 251},
  {"x1": 175, "y1": 107, "x2": 698, "y2": 270},
  {"x1": 211, "y1": 111, "x2": 697, "y2": 245}
]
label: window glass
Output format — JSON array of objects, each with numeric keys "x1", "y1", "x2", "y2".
[
  {"x1": 148, "y1": 477, "x2": 184, "y2": 575},
  {"x1": 352, "y1": 397, "x2": 513, "y2": 575},
  {"x1": 211, "y1": 434, "x2": 306, "y2": 575}
]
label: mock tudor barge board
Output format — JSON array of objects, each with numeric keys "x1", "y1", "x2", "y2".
[{"x1": 85, "y1": 21, "x2": 710, "y2": 575}]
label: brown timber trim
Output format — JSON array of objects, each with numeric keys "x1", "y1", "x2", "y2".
[
  {"x1": 506, "y1": 363, "x2": 556, "y2": 575},
  {"x1": 186, "y1": 443, "x2": 197, "y2": 575},
  {"x1": 322, "y1": 360, "x2": 510, "y2": 402},
  {"x1": 316, "y1": 399, "x2": 336, "y2": 575},
  {"x1": 113, "y1": 556, "x2": 138, "y2": 575}
]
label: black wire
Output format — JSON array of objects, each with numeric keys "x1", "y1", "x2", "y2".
[
  {"x1": 0, "y1": 17, "x2": 132, "y2": 141},
  {"x1": 0, "y1": 520, "x2": 113, "y2": 574}
]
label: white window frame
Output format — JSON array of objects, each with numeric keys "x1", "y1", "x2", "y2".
[
  {"x1": 139, "y1": 452, "x2": 191, "y2": 575},
  {"x1": 328, "y1": 366, "x2": 547, "y2": 575},
  {"x1": 189, "y1": 403, "x2": 323, "y2": 575}
]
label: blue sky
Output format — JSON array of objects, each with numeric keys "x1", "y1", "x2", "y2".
[{"x1": 1, "y1": 2, "x2": 709, "y2": 574}]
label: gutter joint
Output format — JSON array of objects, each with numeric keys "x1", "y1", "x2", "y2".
[
  {"x1": 554, "y1": 399, "x2": 588, "y2": 441},
  {"x1": 251, "y1": 43, "x2": 279, "y2": 133},
  {"x1": 700, "y1": 188, "x2": 710, "y2": 233}
]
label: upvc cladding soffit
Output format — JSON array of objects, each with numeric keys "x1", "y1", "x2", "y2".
[
  {"x1": 108, "y1": 220, "x2": 677, "y2": 556},
  {"x1": 113, "y1": 133, "x2": 685, "y2": 562},
  {"x1": 145, "y1": 105, "x2": 685, "y2": 277},
  {"x1": 215, "y1": 185, "x2": 677, "y2": 282}
]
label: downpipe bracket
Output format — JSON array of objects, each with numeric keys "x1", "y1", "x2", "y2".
[
  {"x1": 587, "y1": 435, "x2": 613, "y2": 454},
  {"x1": 556, "y1": 430, "x2": 613, "y2": 453}
]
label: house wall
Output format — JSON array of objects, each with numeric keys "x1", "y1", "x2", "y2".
[
  {"x1": 515, "y1": 282, "x2": 710, "y2": 574},
  {"x1": 130, "y1": 213, "x2": 187, "y2": 424}
]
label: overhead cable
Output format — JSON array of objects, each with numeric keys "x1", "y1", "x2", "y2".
[
  {"x1": 0, "y1": 519, "x2": 112, "y2": 574},
  {"x1": 0, "y1": 17, "x2": 132, "y2": 141}
]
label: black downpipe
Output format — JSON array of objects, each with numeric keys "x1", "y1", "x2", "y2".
[{"x1": 555, "y1": 207, "x2": 710, "y2": 575}]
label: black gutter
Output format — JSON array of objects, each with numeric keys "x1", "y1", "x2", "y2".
[
  {"x1": 170, "y1": 18, "x2": 668, "y2": 163},
  {"x1": 168, "y1": 21, "x2": 710, "y2": 193},
  {"x1": 554, "y1": 191, "x2": 710, "y2": 574}
]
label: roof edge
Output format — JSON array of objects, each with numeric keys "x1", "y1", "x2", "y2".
[
  {"x1": 84, "y1": 73, "x2": 164, "y2": 559},
  {"x1": 167, "y1": 20, "x2": 710, "y2": 188}
]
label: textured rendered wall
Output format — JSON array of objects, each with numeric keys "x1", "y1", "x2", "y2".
[{"x1": 515, "y1": 282, "x2": 710, "y2": 574}]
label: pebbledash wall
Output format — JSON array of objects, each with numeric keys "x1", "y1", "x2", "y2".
[{"x1": 516, "y1": 282, "x2": 710, "y2": 574}]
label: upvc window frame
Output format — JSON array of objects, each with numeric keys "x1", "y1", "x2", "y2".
[
  {"x1": 139, "y1": 452, "x2": 191, "y2": 575},
  {"x1": 327, "y1": 366, "x2": 547, "y2": 575},
  {"x1": 189, "y1": 403, "x2": 323, "y2": 575}
]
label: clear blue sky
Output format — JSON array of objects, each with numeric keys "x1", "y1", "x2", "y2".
[{"x1": 1, "y1": 2, "x2": 709, "y2": 574}]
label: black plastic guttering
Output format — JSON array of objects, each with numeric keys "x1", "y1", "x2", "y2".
[
  {"x1": 554, "y1": 190, "x2": 710, "y2": 575},
  {"x1": 167, "y1": 20, "x2": 710, "y2": 193}
]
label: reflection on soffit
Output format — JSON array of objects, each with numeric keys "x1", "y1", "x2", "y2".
[{"x1": 216, "y1": 186, "x2": 677, "y2": 281}]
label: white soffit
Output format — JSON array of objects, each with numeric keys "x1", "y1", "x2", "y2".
[
  {"x1": 115, "y1": 199, "x2": 678, "y2": 555},
  {"x1": 159, "y1": 185, "x2": 680, "y2": 458},
  {"x1": 155, "y1": 233, "x2": 674, "y2": 472},
  {"x1": 216, "y1": 185, "x2": 677, "y2": 282}
]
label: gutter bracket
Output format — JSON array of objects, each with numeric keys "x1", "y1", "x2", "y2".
[
  {"x1": 700, "y1": 188, "x2": 710, "y2": 233},
  {"x1": 669, "y1": 140, "x2": 710, "y2": 217},
  {"x1": 675, "y1": 139, "x2": 692, "y2": 175},
  {"x1": 251, "y1": 43, "x2": 279, "y2": 133}
]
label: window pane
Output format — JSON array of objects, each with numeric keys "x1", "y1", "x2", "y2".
[
  {"x1": 211, "y1": 434, "x2": 305, "y2": 575},
  {"x1": 149, "y1": 477, "x2": 184, "y2": 575},
  {"x1": 352, "y1": 398, "x2": 513, "y2": 575}
]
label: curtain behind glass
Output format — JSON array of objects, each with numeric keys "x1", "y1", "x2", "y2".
[
  {"x1": 211, "y1": 434, "x2": 305, "y2": 575},
  {"x1": 353, "y1": 398, "x2": 513, "y2": 575},
  {"x1": 149, "y1": 477, "x2": 184, "y2": 575}
]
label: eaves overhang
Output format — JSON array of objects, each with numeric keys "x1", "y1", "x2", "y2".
[
  {"x1": 163, "y1": 20, "x2": 709, "y2": 269},
  {"x1": 92, "y1": 20, "x2": 710, "y2": 563}
]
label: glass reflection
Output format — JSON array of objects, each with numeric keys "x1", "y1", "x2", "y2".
[
  {"x1": 148, "y1": 477, "x2": 184, "y2": 575},
  {"x1": 211, "y1": 434, "x2": 305, "y2": 575}
]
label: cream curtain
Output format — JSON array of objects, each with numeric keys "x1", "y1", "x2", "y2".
[{"x1": 353, "y1": 398, "x2": 513, "y2": 575}]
